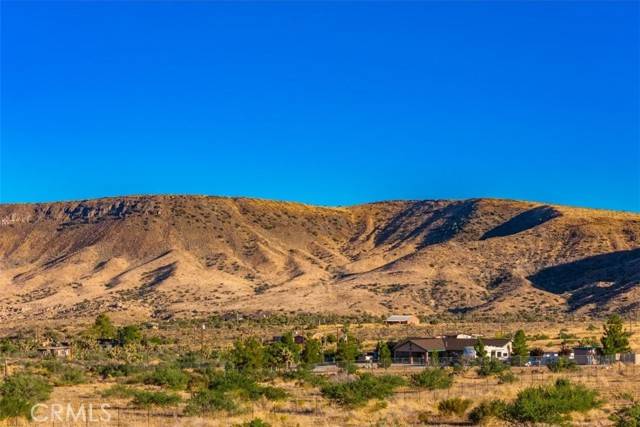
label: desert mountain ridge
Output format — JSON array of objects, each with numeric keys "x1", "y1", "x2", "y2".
[{"x1": 1, "y1": 195, "x2": 639, "y2": 323}]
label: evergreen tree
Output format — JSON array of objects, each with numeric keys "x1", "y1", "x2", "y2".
[
  {"x1": 301, "y1": 338, "x2": 323, "y2": 366},
  {"x1": 601, "y1": 314, "x2": 631, "y2": 355},
  {"x1": 117, "y1": 325, "x2": 142, "y2": 346},
  {"x1": 429, "y1": 350, "x2": 440, "y2": 367},
  {"x1": 228, "y1": 337, "x2": 265, "y2": 376},
  {"x1": 336, "y1": 326, "x2": 360, "y2": 372},
  {"x1": 474, "y1": 338, "x2": 487, "y2": 360},
  {"x1": 92, "y1": 313, "x2": 116, "y2": 339},
  {"x1": 512, "y1": 330, "x2": 529, "y2": 365},
  {"x1": 377, "y1": 341, "x2": 392, "y2": 369}
]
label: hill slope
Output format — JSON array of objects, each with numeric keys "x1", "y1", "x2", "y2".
[{"x1": 1, "y1": 196, "x2": 639, "y2": 321}]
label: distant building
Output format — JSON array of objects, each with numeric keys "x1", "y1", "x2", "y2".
[
  {"x1": 37, "y1": 345, "x2": 72, "y2": 359},
  {"x1": 384, "y1": 315, "x2": 420, "y2": 325},
  {"x1": 393, "y1": 336, "x2": 512, "y2": 364},
  {"x1": 393, "y1": 338, "x2": 444, "y2": 364},
  {"x1": 97, "y1": 338, "x2": 120, "y2": 349},
  {"x1": 573, "y1": 346, "x2": 599, "y2": 365},
  {"x1": 620, "y1": 353, "x2": 640, "y2": 365}
]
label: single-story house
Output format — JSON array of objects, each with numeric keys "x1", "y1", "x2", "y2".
[
  {"x1": 385, "y1": 315, "x2": 420, "y2": 325},
  {"x1": 393, "y1": 336, "x2": 512, "y2": 364},
  {"x1": 37, "y1": 345, "x2": 72, "y2": 359}
]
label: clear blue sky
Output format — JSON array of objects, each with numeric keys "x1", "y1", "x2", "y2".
[{"x1": 1, "y1": 1, "x2": 638, "y2": 211}]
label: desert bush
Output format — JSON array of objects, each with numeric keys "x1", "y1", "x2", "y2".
[
  {"x1": 117, "y1": 325, "x2": 142, "y2": 346},
  {"x1": 207, "y1": 371, "x2": 285, "y2": 399},
  {"x1": 0, "y1": 339, "x2": 18, "y2": 355},
  {"x1": 0, "y1": 373, "x2": 53, "y2": 420},
  {"x1": 609, "y1": 402, "x2": 640, "y2": 427},
  {"x1": 100, "y1": 384, "x2": 136, "y2": 398},
  {"x1": 177, "y1": 351, "x2": 209, "y2": 369},
  {"x1": 57, "y1": 365, "x2": 86, "y2": 385},
  {"x1": 185, "y1": 389, "x2": 237, "y2": 415},
  {"x1": 185, "y1": 370, "x2": 287, "y2": 415},
  {"x1": 236, "y1": 419, "x2": 271, "y2": 427},
  {"x1": 477, "y1": 359, "x2": 509, "y2": 377},
  {"x1": 320, "y1": 373, "x2": 405, "y2": 407},
  {"x1": 497, "y1": 371, "x2": 517, "y2": 384},
  {"x1": 411, "y1": 368, "x2": 453, "y2": 390},
  {"x1": 144, "y1": 365, "x2": 189, "y2": 390},
  {"x1": 131, "y1": 390, "x2": 181, "y2": 408},
  {"x1": 506, "y1": 378, "x2": 601, "y2": 424},
  {"x1": 547, "y1": 357, "x2": 577, "y2": 372},
  {"x1": 94, "y1": 363, "x2": 141, "y2": 378},
  {"x1": 226, "y1": 337, "x2": 266, "y2": 376},
  {"x1": 283, "y1": 367, "x2": 327, "y2": 387},
  {"x1": 438, "y1": 397, "x2": 472, "y2": 416},
  {"x1": 468, "y1": 400, "x2": 508, "y2": 424}
]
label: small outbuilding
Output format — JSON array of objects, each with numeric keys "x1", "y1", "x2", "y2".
[
  {"x1": 385, "y1": 315, "x2": 420, "y2": 325},
  {"x1": 37, "y1": 345, "x2": 72, "y2": 359},
  {"x1": 573, "y1": 346, "x2": 599, "y2": 365}
]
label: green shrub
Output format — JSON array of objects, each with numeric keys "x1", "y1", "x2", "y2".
[
  {"x1": 610, "y1": 402, "x2": 640, "y2": 427},
  {"x1": 185, "y1": 370, "x2": 287, "y2": 415},
  {"x1": 547, "y1": 357, "x2": 577, "y2": 373},
  {"x1": 506, "y1": 378, "x2": 601, "y2": 424},
  {"x1": 185, "y1": 389, "x2": 238, "y2": 415},
  {"x1": 145, "y1": 365, "x2": 189, "y2": 390},
  {"x1": 57, "y1": 366, "x2": 86, "y2": 385},
  {"x1": 477, "y1": 359, "x2": 509, "y2": 377},
  {"x1": 100, "y1": 384, "x2": 136, "y2": 398},
  {"x1": 117, "y1": 325, "x2": 142, "y2": 346},
  {"x1": 131, "y1": 390, "x2": 181, "y2": 408},
  {"x1": 0, "y1": 374, "x2": 53, "y2": 420},
  {"x1": 468, "y1": 400, "x2": 508, "y2": 424},
  {"x1": 438, "y1": 397, "x2": 472, "y2": 416},
  {"x1": 206, "y1": 371, "x2": 287, "y2": 401},
  {"x1": 411, "y1": 368, "x2": 453, "y2": 390},
  {"x1": 0, "y1": 339, "x2": 18, "y2": 355},
  {"x1": 497, "y1": 371, "x2": 517, "y2": 384},
  {"x1": 236, "y1": 418, "x2": 271, "y2": 427},
  {"x1": 94, "y1": 363, "x2": 141, "y2": 378},
  {"x1": 320, "y1": 373, "x2": 405, "y2": 407},
  {"x1": 283, "y1": 367, "x2": 327, "y2": 387},
  {"x1": 177, "y1": 351, "x2": 207, "y2": 369}
]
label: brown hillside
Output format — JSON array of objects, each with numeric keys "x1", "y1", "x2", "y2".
[{"x1": 0, "y1": 195, "x2": 639, "y2": 322}]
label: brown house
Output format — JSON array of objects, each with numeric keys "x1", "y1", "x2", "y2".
[
  {"x1": 393, "y1": 338, "x2": 445, "y2": 363},
  {"x1": 385, "y1": 315, "x2": 420, "y2": 325},
  {"x1": 393, "y1": 336, "x2": 512, "y2": 364}
]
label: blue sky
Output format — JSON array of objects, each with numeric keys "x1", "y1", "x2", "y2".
[{"x1": 1, "y1": 1, "x2": 638, "y2": 211}]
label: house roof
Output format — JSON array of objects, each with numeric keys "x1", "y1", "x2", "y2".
[
  {"x1": 385, "y1": 315, "x2": 418, "y2": 322},
  {"x1": 394, "y1": 338, "x2": 445, "y2": 351}
]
